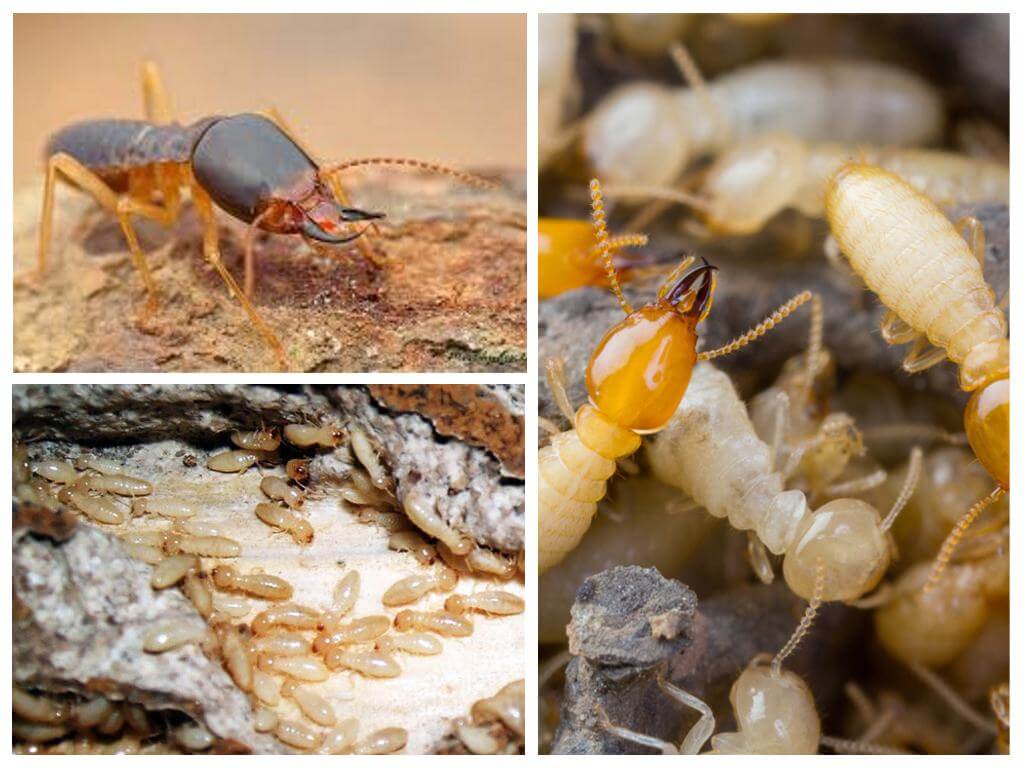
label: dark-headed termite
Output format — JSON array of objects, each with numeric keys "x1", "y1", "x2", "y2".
[{"x1": 26, "y1": 62, "x2": 493, "y2": 370}]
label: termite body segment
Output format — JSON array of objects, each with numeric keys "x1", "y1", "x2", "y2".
[
  {"x1": 254, "y1": 502, "x2": 314, "y2": 545},
  {"x1": 284, "y1": 423, "x2": 347, "y2": 448},
  {"x1": 313, "y1": 615, "x2": 391, "y2": 653},
  {"x1": 323, "y1": 648, "x2": 402, "y2": 678},
  {"x1": 260, "y1": 476, "x2": 304, "y2": 508},
  {"x1": 381, "y1": 566, "x2": 458, "y2": 606},
  {"x1": 212, "y1": 564, "x2": 293, "y2": 601},
  {"x1": 78, "y1": 472, "x2": 153, "y2": 496},
  {"x1": 393, "y1": 609, "x2": 473, "y2": 637},
  {"x1": 231, "y1": 426, "x2": 281, "y2": 453},
  {"x1": 445, "y1": 590, "x2": 525, "y2": 616},
  {"x1": 31, "y1": 460, "x2": 77, "y2": 484},
  {"x1": 207, "y1": 450, "x2": 258, "y2": 473},
  {"x1": 57, "y1": 487, "x2": 126, "y2": 525}
]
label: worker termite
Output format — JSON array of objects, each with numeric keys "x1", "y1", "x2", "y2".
[
  {"x1": 212, "y1": 594, "x2": 251, "y2": 619},
  {"x1": 252, "y1": 632, "x2": 312, "y2": 657},
  {"x1": 251, "y1": 603, "x2": 321, "y2": 635},
  {"x1": 403, "y1": 491, "x2": 472, "y2": 555},
  {"x1": 381, "y1": 565, "x2": 458, "y2": 607},
  {"x1": 825, "y1": 163, "x2": 1009, "y2": 584},
  {"x1": 539, "y1": 177, "x2": 813, "y2": 573},
  {"x1": 254, "y1": 707, "x2": 279, "y2": 734},
  {"x1": 471, "y1": 679, "x2": 526, "y2": 739},
  {"x1": 131, "y1": 497, "x2": 196, "y2": 519},
  {"x1": 260, "y1": 475, "x2": 304, "y2": 509},
  {"x1": 388, "y1": 530, "x2": 437, "y2": 565},
  {"x1": 257, "y1": 653, "x2": 330, "y2": 682},
  {"x1": 215, "y1": 622, "x2": 254, "y2": 692},
  {"x1": 150, "y1": 553, "x2": 198, "y2": 589},
  {"x1": 76, "y1": 472, "x2": 153, "y2": 497},
  {"x1": 319, "y1": 570, "x2": 360, "y2": 632},
  {"x1": 647, "y1": 363, "x2": 923, "y2": 600},
  {"x1": 12, "y1": 687, "x2": 69, "y2": 725},
  {"x1": 231, "y1": 426, "x2": 282, "y2": 453},
  {"x1": 353, "y1": 727, "x2": 408, "y2": 755},
  {"x1": 313, "y1": 615, "x2": 391, "y2": 654},
  {"x1": 211, "y1": 564, "x2": 293, "y2": 601},
  {"x1": 275, "y1": 719, "x2": 323, "y2": 751},
  {"x1": 539, "y1": 217, "x2": 649, "y2": 299},
  {"x1": 172, "y1": 721, "x2": 215, "y2": 752},
  {"x1": 206, "y1": 449, "x2": 258, "y2": 473},
  {"x1": 25, "y1": 63, "x2": 492, "y2": 370},
  {"x1": 323, "y1": 648, "x2": 402, "y2": 678},
  {"x1": 281, "y1": 679, "x2": 337, "y2": 727},
  {"x1": 445, "y1": 590, "x2": 525, "y2": 616},
  {"x1": 375, "y1": 632, "x2": 444, "y2": 656},
  {"x1": 284, "y1": 422, "x2": 346, "y2": 449},
  {"x1": 167, "y1": 532, "x2": 242, "y2": 558},
  {"x1": 394, "y1": 609, "x2": 473, "y2": 638},
  {"x1": 57, "y1": 486, "x2": 126, "y2": 525},
  {"x1": 183, "y1": 570, "x2": 215, "y2": 619},
  {"x1": 349, "y1": 426, "x2": 391, "y2": 490},
  {"x1": 73, "y1": 453, "x2": 127, "y2": 475},
  {"x1": 653, "y1": 134, "x2": 1009, "y2": 236},
  {"x1": 254, "y1": 502, "x2": 314, "y2": 545},
  {"x1": 30, "y1": 459, "x2": 77, "y2": 484},
  {"x1": 465, "y1": 548, "x2": 519, "y2": 580},
  {"x1": 321, "y1": 717, "x2": 360, "y2": 754},
  {"x1": 251, "y1": 668, "x2": 282, "y2": 706},
  {"x1": 142, "y1": 619, "x2": 211, "y2": 653}
]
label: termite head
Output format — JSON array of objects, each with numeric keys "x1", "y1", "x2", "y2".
[
  {"x1": 662, "y1": 257, "x2": 718, "y2": 322},
  {"x1": 191, "y1": 113, "x2": 384, "y2": 243}
]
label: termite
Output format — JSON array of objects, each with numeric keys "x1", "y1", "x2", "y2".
[
  {"x1": 465, "y1": 548, "x2": 519, "y2": 580},
  {"x1": 825, "y1": 163, "x2": 1009, "y2": 585},
  {"x1": 252, "y1": 631, "x2": 312, "y2": 657},
  {"x1": 206, "y1": 449, "x2": 258, "y2": 473},
  {"x1": 183, "y1": 569, "x2": 215, "y2": 619},
  {"x1": 647, "y1": 134, "x2": 1009, "y2": 236},
  {"x1": 212, "y1": 564, "x2": 293, "y2": 601},
  {"x1": 260, "y1": 475, "x2": 304, "y2": 508},
  {"x1": 77, "y1": 472, "x2": 153, "y2": 496},
  {"x1": 286, "y1": 459, "x2": 311, "y2": 484},
  {"x1": 257, "y1": 653, "x2": 330, "y2": 682},
  {"x1": 321, "y1": 717, "x2": 360, "y2": 754},
  {"x1": 251, "y1": 603, "x2": 321, "y2": 635},
  {"x1": 166, "y1": 532, "x2": 242, "y2": 558},
  {"x1": 27, "y1": 63, "x2": 491, "y2": 370},
  {"x1": 313, "y1": 615, "x2": 391, "y2": 654},
  {"x1": 12, "y1": 688, "x2": 69, "y2": 725},
  {"x1": 403, "y1": 492, "x2": 472, "y2": 555},
  {"x1": 381, "y1": 565, "x2": 458, "y2": 607},
  {"x1": 231, "y1": 426, "x2": 282, "y2": 453},
  {"x1": 215, "y1": 622, "x2": 254, "y2": 692},
  {"x1": 394, "y1": 609, "x2": 473, "y2": 638},
  {"x1": 172, "y1": 721, "x2": 215, "y2": 752},
  {"x1": 471, "y1": 679, "x2": 525, "y2": 738},
  {"x1": 57, "y1": 486, "x2": 126, "y2": 525},
  {"x1": 30, "y1": 460, "x2": 77, "y2": 484},
  {"x1": 275, "y1": 719, "x2": 323, "y2": 751},
  {"x1": 254, "y1": 502, "x2": 314, "y2": 545},
  {"x1": 538, "y1": 217, "x2": 649, "y2": 299},
  {"x1": 445, "y1": 590, "x2": 525, "y2": 616},
  {"x1": 375, "y1": 632, "x2": 444, "y2": 656},
  {"x1": 284, "y1": 422, "x2": 347, "y2": 449},
  {"x1": 281, "y1": 679, "x2": 337, "y2": 727},
  {"x1": 73, "y1": 453, "x2": 127, "y2": 475},
  {"x1": 150, "y1": 553, "x2": 198, "y2": 589},
  {"x1": 323, "y1": 648, "x2": 402, "y2": 678},
  {"x1": 647, "y1": 363, "x2": 923, "y2": 600},
  {"x1": 585, "y1": 54, "x2": 942, "y2": 188},
  {"x1": 388, "y1": 530, "x2": 437, "y2": 565},
  {"x1": 353, "y1": 727, "x2": 408, "y2": 755},
  {"x1": 538, "y1": 177, "x2": 812, "y2": 573},
  {"x1": 251, "y1": 668, "x2": 281, "y2": 706},
  {"x1": 131, "y1": 497, "x2": 196, "y2": 519},
  {"x1": 254, "y1": 707, "x2": 279, "y2": 733},
  {"x1": 212, "y1": 593, "x2": 251, "y2": 619},
  {"x1": 349, "y1": 426, "x2": 391, "y2": 489},
  {"x1": 319, "y1": 570, "x2": 360, "y2": 632},
  {"x1": 143, "y1": 619, "x2": 211, "y2": 653}
]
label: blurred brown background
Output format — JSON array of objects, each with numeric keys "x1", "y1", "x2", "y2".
[{"x1": 13, "y1": 14, "x2": 525, "y2": 187}]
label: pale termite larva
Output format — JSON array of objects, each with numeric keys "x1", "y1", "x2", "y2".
[
  {"x1": 168, "y1": 533, "x2": 242, "y2": 558},
  {"x1": 215, "y1": 622, "x2": 254, "y2": 692},
  {"x1": 585, "y1": 58, "x2": 942, "y2": 188},
  {"x1": 646, "y1": 363, "x2": 921, "y2": 601},
  {"x1": 74, "y1": 696, "x2": 115, "y2": 728},
  {"x1": 132, "y1": 497, "x2": 196, "y2": 519},
  {"x1": 252, "y1": 631, "x2": 311, "y2": 657},
  {"x1": 74, "y1": 453, "x2": 125, "y2": 475},
  {"x1": 394, "y1": 609, "x2": 473, "y2": 637},
  {"x1": 254, "y1": 502, "x2": 314, "y2": 545},
  {"x1": 381, "y1": 565, "x2": 458, "y2": 607},
  {"x1": 284, "y1": 422, "x2": 346, "y2": 448},
  {"x1": 122, "y1": 542, "x2": 164, "y2": 565},
  {"x1": 388, "y1": 530, "x2": 436, "y2": 565},
  {"x1": 260, "y1": 476, "x2": 304, "y2": 509},
  {"x1": 150, "y1": 554, "x2": 199, "y2": 589},
  {"x1": 275, "y1": 719, "x2": 323, "y2": 751},
  {"x1": 355, "y1": 508, "x2": 407, "y2": 531},
  {"x1": 77, "y1": 472, "x2": 153, "y2": 496},
  {"x1": 455, "y1": 721, "x2": 502, "y2": 755},
  {"x1": 254, "y1": 707, "x2": 279, "y2": 733},
  {"x1": 31, "y1": 459, "x2": 77, "y2": 484},
  {"x1": 212, "y1": 564, "x2": 293, "y2": 601},
  {"x1": 465, "y1": 548, "x2": 518, "y2": 579},
  {"x1": 57, "y1": 486, "x2": 126, "y2": 525},
  {"x1": 183, "y1": 571, "x2": 214, "y2": 619},
  {"x1": 143, "y1": 620, "x2": 210, "y2": 653},
  {"x1": 251, "y1": 669, "x2": 281, "y2": 706},
  {"x1": 212, "y1": 594, "x2": 251, "y2": 619},
  {"x1": 257, "y1": 653, "x2": 330, "y2": 682},
  {"x1": 323, "y1": 648, "x2": 402, "y2": 678},
  {"x1": 445, "y1": 590, "x2": 526, "y2": 616},
  {"x1": 206, "y1": 449, "x2": 258, "y2": 473},
  {"x1": 13, "y1": 721, "x2": 72, "y2": 743},
  {"x1": 403, "y1": 491, "x2": 472, "y2": 555},
  {"x1": 319, "y1": 571, "x2": 360, "y2": 632},
  {"x1": 313, "y1": 615, "x2": 391, "y2": 654},
  {"x1": 172, "y1": 721, "x2": 215, "y2": 752},
  {"x1": 321, "y1": 717, "x2": 360, "y2": 754},
  {"x1": 252, "y1": 603, "x2": 321, "y2": 635},
  {"x1": 12, "y1": 687, "x2": 68, "y2": 725},
  {"x1": 353, "y1": 727, "x2": 408, "y2": 755},
  {"x1": 231, "y1": 426, "x2": 282, "y2": 452},
  {"x1": 349, "y1": 426, "x2": 390, "y2": 489},
  {"x1": 281, "y1": 680, "x2": 336, "y2": 727},
  {"x1": 375, "y1": 632, "x2": 443, "y2": 656},
  {"x1": 471, "y1": 679, "x2": 526, "y2": 738}
]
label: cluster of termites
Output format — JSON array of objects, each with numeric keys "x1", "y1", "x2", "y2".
[
  {"x1": 540, "y1": 14, "x2": 1007, "y2": 755},
  {"x1": 15, "y1": 406, "x2": 523, "y2": 754}
]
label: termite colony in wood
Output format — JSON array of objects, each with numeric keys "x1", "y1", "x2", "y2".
[
  {"x1": 539, "y1": 14, "x2": 1008, "y2": 755},
  {"x1": 13, "y1": 392, "x2": 524, "y2": 754}
]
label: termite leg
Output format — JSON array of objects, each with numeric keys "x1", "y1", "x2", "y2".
[
  {"x1": 141, "y1": 61, "x2": 173, "y2": 123},
  {"x1": 657, "y1": 674, "x2": 715, "y2": 755},
  {"x1": 596, "y1": 703, "x2": 679, "y2": 754},
  {"x1": 902, "y1": 335, "x2": 948, "y2": 373},
  {"x1": 953, "y1": 216, "x2": 986, "y2": 268},
  {"x1": 189, "y1": 180, "x2": 288, "y2": 371},
  {"x1": 879, "y1": 310, "x2": 920, "y2": 345},
  {"x1": 544, "y1": 357, "x2": 575, "y2": 423},
  {"x1": 667, "y1": 41, "x2": 730, "y2": 146},
  {"x1": 261, "y1": 107, "x2": 382, "y2": 266}
]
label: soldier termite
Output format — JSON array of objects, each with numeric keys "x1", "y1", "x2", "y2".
[
  {"x1": 585, "y1": 55, "x2": 942, "y2": 189},
  {"x1": 647, "y1": 363, "x2": 923, "y2": 601},
  {"x1": 403, "y1": 492, "x2": 472, "y2": 555},
  {"x1": 353, "y1": 727, "x2": 408, "y2": 755},
  {"x1": 254, "y1": 502, "x2": 314, "y2": 545},
  {"x1": 319, "y1": 571, "x2": 360, "y2": 632},
  {"x1": 381, "y1": 565, "x2": 458, "y2": 607},
  {"x1": 252, "y1": 603, "x2": 321, "y2": 635},
  {"x1": 445, "y1": 590, "x2": 525, "y2": 616},
  {"x1": 131, "y1": 497, "x2": 196, "y2": 519},
  {"x1": 212, "y1": 564, "x2": 293, "y2": 601},
  {"x1": 281, "y1": 680, "x2": 336, "y2": 727},
  {"x1": 260, "y1": 476, "x2": 304, "y2": 509},
  {"x1": 394, "y1": 609, "x2": 473, "y2": 637},
  {"x1": 375, "y1": 632, "x2": 444, "y2": 656},
  {"x1": 313, "y1": 615, "x2": 391, "y2": 654},
  {"x1": 206, "y1": 449, "x2": 258, "y2": 473},
  {"x1": 323, "y1": 648, "x2": 402, "y2": 678},
  {"x1": 284, "y1": 423, "x2": 346, "y2": 448},
  {"x1": 257, "y1": 653, "x2": 330, "y2": 682},
  {"x1": 539, "y1": 177, "x2": 813, "y2": 573},
  {"x1": 57, "y1": 486, "x2": 126, "y2": 525},
  {"x1": 825, "y1": 163, "x2": 1009, "y2": 586},
  {"x1": 388, "y1": 530, "x2": 437, "y2": 565}
]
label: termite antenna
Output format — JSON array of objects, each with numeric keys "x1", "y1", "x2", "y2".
[
  {"x1": 668, "y1": 41, "x2": 731, "y2": 146},
  {"x1": 600, "y1": 183, "x2": 712, "y2": 215},
  {"x1": 589, "y1": 178, "x2": 634, "y2": 314},
  {"x1": 590, "y1": 232, "x2": 649, "y2": 258},
  {"x1": 771, "y1": 558, "x2": 823, "y2": 677},
  {"x1": 318, "y1": 157, "x2": 495, "y2": 190},
  {"x1": 797, "y1": 294, "x2": 825, "y2": 404},
  {"x1": 924, "y1": 486, "x2": 1006, "y2": 591},
  {"x1": 906, "y1": 661, "x2": 999, "y2": 736},
  {"x1": 698, "y1": 290, "x2": 813, "y2": 360},
  {"x1": 880, "y1": 446, "x2": 923, "y2": 531},
  {"x1": 820, "y1": 736, "x2": 910, "y2": 755}
]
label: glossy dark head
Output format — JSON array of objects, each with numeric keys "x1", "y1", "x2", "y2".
[
  {"x1": 190, "y1": 113, "x2": 383, "y2": 242},
  {"x1": 663, "y1": 257, "x2": 718, "y2": 321}
]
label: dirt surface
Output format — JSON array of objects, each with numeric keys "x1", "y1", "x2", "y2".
[{"x1": 14, "y1": 170, "x2": 525, "y2": 372}]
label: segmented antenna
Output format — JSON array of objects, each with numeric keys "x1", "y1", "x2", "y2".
[
  {"x1": 771, "y1": 558, "x2": 823, "y2": 677},
  {"x1": 589, "y1": 178, "x2": 633, "y2": 314},
  {"x1": 319, "y1": 157, "x2": 495, "y2": 189},
  {"x1": 880, "y1": 446, "x2": 923, "y2": 531},
  {"x1": 924, "y1": 486, "x2": 1006, "y2": 592},
  {"x1": 698, "y1": 290, "x2": 813, "y2": 361}
]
